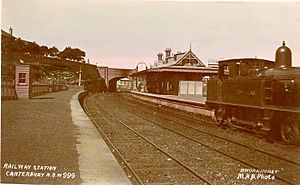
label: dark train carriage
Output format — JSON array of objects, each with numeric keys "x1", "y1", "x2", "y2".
[
  {"x1": 84, "y1": 78, "x2": 107, "y2": 93},
  {"x1": 206, "y1": 42, "x2": 300, "y2": 144}
]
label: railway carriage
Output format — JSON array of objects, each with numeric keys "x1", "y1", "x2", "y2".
[
  {"x1": 206, "y1": 42, "x2": 300, "y2": 144},
  {"x1": 84, "y1": 78, "x2": 107, "y2": 93}
]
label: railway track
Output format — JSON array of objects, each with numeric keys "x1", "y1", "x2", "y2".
[
  {"x1": 121, "y1": 93, "x2": 300, "y2": 165},
  {"x1": 84, "y1": 94, "x2": 213, "y2": 185},
  {"x1": 111, "y1": 94, "x2": 300, "y2": 185},
  {"x1": 125, "y1": 93, "x2": 300, "y2": 152},
  {"x1": 84, "y1": 93, "x2": 299, "y2": 185}
]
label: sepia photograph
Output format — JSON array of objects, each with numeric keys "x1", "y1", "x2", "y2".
[{"x1": 1, "y1": 0, "x2": 300, "y2": 184}]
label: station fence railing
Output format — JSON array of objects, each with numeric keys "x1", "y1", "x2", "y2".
[
  {"x1": 1, "y1": 83, "x2": 68, "y2": 100},
  {"x1": 1, "y1": 82, "x2": 17, "y2": 100}
]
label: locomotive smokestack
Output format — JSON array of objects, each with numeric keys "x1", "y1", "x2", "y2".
[{"x1": 275, "y1": 41, "x2": 292, "y2": 69}]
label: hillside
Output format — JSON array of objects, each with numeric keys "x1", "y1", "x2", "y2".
[{"x1": 1, "y1": 30, "x2": 100, "y2": 84}]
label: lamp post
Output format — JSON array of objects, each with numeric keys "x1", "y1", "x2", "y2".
[{"x1": 77, "y1": 66, "x2": 82, "y2": 86}]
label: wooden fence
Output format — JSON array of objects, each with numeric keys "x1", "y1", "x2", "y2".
[
  {"x1": 1, "y1": 83, "x2": 68, "y2": 100},
  {"x1": 31, "y1": 84, "x2": 68, "y2": 96},
  {"x1": 1, "y1": 82, "x2": 17, "y2": 100}
]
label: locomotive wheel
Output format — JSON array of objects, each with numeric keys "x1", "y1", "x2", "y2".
[
  {"x1": 215, "y1": 106, "x2": 225, "y2": 126},
  {"x1": 280, "y1": 117, "x2": 300, "y2": 145}
]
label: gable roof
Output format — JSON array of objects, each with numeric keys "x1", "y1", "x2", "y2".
[
  {"x1": 173, "y1": 50, "x2": 205, "y2": 67},
  {"x1": 152, "y1": 49, "x2": 205, "y2": 68}
]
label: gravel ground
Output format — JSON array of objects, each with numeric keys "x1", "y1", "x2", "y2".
[
  {"x1": 86, "y1": 93, "x2": 300, "y2": 185},
  {"x1": 86, "y1": 94, "x2": 210, "y2": 184},
  {"x1": 119, "y1": 94, "x2": 300, "y2": 184},
  {"x1": 1, "y1": 87, "x2": 82, "y2": 184},
  {"x1": 124, "y1": 93, "x2": 300, "y2": 164}
]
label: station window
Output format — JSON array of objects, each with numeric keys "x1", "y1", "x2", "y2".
[
  {"x1": 236, "y1": 62, "x2": 241, "y2": 76},
  {"x1": 239, "y1": 62, "x2": 245, "y2": 77},
  {"x1": 166, "y1": 81, "x2": 169, "y2": 91},
  {"x1": 18, "y1": 73, "x2": 27, "y2": 84}
]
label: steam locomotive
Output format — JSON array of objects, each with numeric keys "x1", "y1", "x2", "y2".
[{"x1": 206, "y1": 42, "x2": 300, "y2": 144}]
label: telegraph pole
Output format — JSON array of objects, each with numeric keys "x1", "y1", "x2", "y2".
[{"x1": 78, "y1": 65, "x2": 82, "y2": 86}]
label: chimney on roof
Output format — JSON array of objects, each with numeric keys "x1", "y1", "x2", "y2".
[
  {"x1": 165, "y1": 48, "x2": 171, "y2": 58},
  {"x1": 174, "y1": 51, "x2": 181, "y2": 61},
  {"x1": 157, "y1": 52, "x2": 163, "y2": 63},
  {"x1": 9, "y1": 27, "x2": 13, "y2": 36}
]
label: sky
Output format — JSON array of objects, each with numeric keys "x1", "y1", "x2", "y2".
[{"x1": 2, "y1": 0, "x2": 300, "y2": 68}]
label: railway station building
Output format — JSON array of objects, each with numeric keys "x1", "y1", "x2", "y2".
[{"x1": 131, "y1": 48, "x2": 218, "y2": 96}]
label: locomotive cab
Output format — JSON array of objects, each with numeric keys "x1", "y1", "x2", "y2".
[
  {"x1": 218, "y1": 59, "x2": 274, "y2": 80},
  {"x1": 207, "y1": 58, "x2": 274, "y2": 107}
]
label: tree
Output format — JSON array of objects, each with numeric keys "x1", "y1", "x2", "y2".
[
  {"x1": 59, "y1": 47, "x2": 86, "y2": 62},
  {"x1": 48, "y1": 47, "x2": 59, "y2": 57},
  {"x1": 73, "y1": 48, "x2": 86, "y2": 62},
  {"x1": 59, "y1": 47, "x2": 72, "y2": 60},
  {"x1": 26, "y1": 42, "x2": 40, "y2": 56},
  {"x1": 40, "y1": 45, "x2": 49, "y2": 56}
]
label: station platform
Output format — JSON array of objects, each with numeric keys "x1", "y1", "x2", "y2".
[
  {"x1": 129, "y1": 91, "x2": 213, "y2": 117},
  {"x1": 1, "y1": 86, "x2": 131, "y2": 185},
  {"x1": 130, "y1": 91, "x2": 206, "y2": 105}
]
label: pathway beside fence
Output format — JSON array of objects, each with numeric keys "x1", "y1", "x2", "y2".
[{"x1": 1, "y1": 86, "x2": 83, "y2": 185}]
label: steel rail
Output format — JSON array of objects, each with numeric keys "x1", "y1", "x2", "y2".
[
  {"x1": 108, "y1": 94, "x2": 296, "y2": 185},
  {"x1": 127, "y1": 92, "x2": 300, "y2": 150},
  {"x1": 121, "y1": 93, "x2": 300, "y2": 166},
  {"x1": 93, "y1": 95, "x2": 214, "y2": 185},
  {"x1": 83, "y1": 94, "x2": 145, "y2": 185}
]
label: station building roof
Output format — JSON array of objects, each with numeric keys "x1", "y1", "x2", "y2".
[
  {"x1": 152, "y1": 49, "x2": 205, "y2": 68},
  {"x1": 131, "y1": 48, "x2": 218, "y2": 77},
  {"x1": 131, "y1": 65, "x2": 218, "y2": 76}
]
